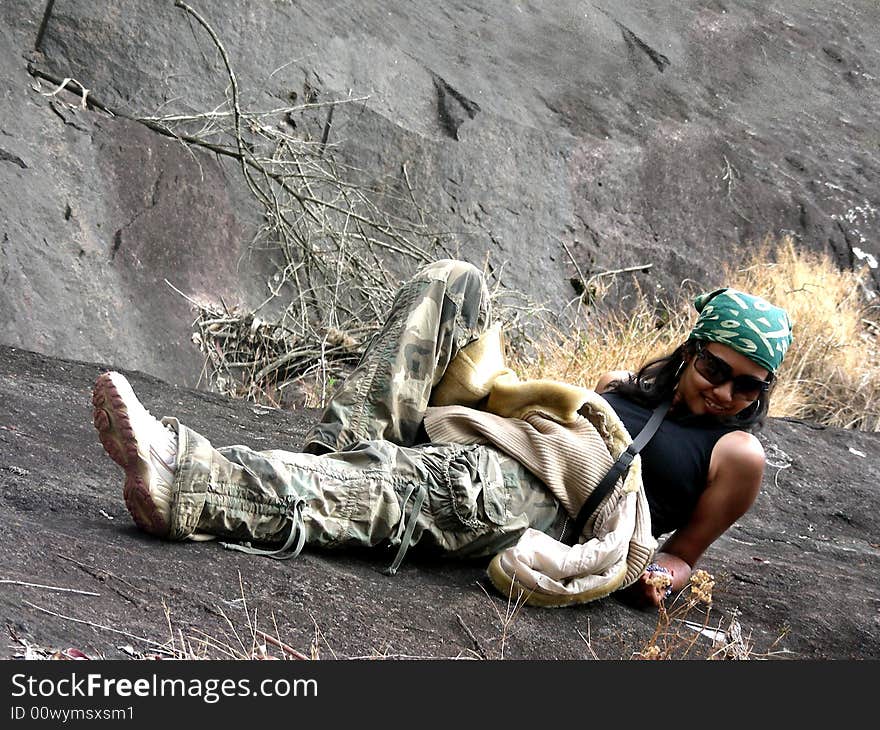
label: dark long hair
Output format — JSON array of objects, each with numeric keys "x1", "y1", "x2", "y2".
[{"x1": 607, "y1": 339, "x2": 773, "y2": 431}]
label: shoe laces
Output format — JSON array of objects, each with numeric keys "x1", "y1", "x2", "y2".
[
  {"x1": 126, "y1": 393, "x2": 177, "y2": 490},
  {"x1": 148, "y1": 425, "x2": 177, "y2": 485}
]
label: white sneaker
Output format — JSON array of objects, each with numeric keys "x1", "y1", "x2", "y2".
[{"x1": 92, "y1": 371, "x2": 176, "y2": 537}]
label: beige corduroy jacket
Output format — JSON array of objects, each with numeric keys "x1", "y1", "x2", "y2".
[{"x1": 425, "y1": 324, "x2": 657, "y2": 604}]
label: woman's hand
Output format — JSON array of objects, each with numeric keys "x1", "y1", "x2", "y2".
[
  {"x1": 622, "y1": 571, "x2": 670, "y2": 609},
  {"x1": 620, "y1": 552, "x2": 693, "y2": 610}
]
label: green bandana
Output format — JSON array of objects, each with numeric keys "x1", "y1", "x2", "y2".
[{"x1": 690, "y1": 288, "x2": 793, "y2": 373}]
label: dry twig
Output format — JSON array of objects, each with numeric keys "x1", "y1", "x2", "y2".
[
  {"x1": 23, "y1": 601, "x2": 165, "y2": 649},
  {"x1": 254, "y1": 629, "x2": 310, "y2": 660},
  {"x1": 455, "y1": 612, "x2": 488, "y2": 660},
  {"x1": 0, "y1": 579, "x2": 100, "y2": 596}
]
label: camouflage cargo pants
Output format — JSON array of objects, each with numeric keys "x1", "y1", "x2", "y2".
[{"x1": 167, "y1": 260, "x2": 566, "y2": 570}]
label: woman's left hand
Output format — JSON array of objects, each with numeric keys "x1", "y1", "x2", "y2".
[{"x1": 620, "y1": 553, "x2": 692, "y2": 610}]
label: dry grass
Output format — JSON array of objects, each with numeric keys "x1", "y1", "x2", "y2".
[
  {"x1": 510, "y1": 235, "x2": 880, "y2": 431},
  {"x1": 12, "y1": 575, "x2": 311, "y2": 661},
  {"x1": 12, "y1": 569, "x2": 787, "y2": 661},
  {"x1": 509, "y1": 282, "x2": 694, "y2": 389},
  {"x1": 635, "y1": 569, "x2": 791, "y2": 660},
  {"x1": 728, "y1": 238, "x2": 880, "y2": 430}
]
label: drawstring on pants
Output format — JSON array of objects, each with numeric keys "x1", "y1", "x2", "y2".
[
  {"x1": 384, "y1": 482, "x2": 427, "y2": 576},
  {"x1": 220, "y1": 498, "x2": 307, "y2": 560}
]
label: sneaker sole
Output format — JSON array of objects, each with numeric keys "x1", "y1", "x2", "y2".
[{"x1": 92, "y1": 372, "x2": 170, "y2": 537}]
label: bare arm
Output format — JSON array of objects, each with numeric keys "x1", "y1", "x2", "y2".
[{"x1": 625, "y1": 430, "x2": 766, "y2": 608}]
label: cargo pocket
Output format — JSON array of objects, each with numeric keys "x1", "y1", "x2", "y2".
[
  {"x1": 426, "y1": 444, "x2": 513, "y2": 555},
  {"x1": 474, "y1": 446, "x2": 509, "y2": 526}
]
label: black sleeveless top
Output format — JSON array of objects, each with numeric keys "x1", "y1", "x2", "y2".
[{"x1": 600, "y1": 392, "x2": 740, "y2": 538}]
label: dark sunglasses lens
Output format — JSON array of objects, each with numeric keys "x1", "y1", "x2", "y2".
[
  {"x1": 694, "y1": 350, "x2": 729, "y2": 385},
  {"x1": 732, "y1": 377, "x2": 767, "y2": 399}
]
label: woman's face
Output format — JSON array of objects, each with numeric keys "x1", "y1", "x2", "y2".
[{"x1": 674, "y1": 341, "x2": 771, "y2": 418}]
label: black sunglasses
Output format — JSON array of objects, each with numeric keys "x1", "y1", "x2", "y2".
[{"x1": 692, "y1": 343, "x2": 771, "y2": 400}]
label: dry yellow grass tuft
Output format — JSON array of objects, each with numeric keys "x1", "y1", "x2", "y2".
[
  {"x1": 510, "y1": 235, "x2": 880, "y2": 431},
  {"x1": 726, "y1": 237, "x2": 880, "y2": 429},
  {"x1": 635, "y1": 569, "x2": 786, "y2": 660}
]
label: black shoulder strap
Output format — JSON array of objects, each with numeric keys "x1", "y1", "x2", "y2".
[{"x1": 564, "y1": 399, "x2": 671, "y2": 545}]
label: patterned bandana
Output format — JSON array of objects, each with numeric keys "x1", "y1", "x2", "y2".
[{"x1": 690, "y1": 288, "x2": 793, "y2": 373}]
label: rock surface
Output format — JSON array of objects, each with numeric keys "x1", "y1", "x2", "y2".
[
  {"x1": 0, "y1": 345, "x2": 877, "y2": 660},
  {"x1": 1, "y1": 1, "x2": 879, "y2": 388}
]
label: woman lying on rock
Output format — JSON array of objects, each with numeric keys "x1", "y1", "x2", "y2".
[{"x1": 92, "y1": 260, "x2": 792, "y2": 609}]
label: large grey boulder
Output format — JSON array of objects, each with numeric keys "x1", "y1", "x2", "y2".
[{"x1": 1, "y1": 1, "x2": 878, "y2": 388}]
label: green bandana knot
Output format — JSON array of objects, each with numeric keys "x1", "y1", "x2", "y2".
[{"x1": 690, "y1": 288, "x2": 793, "y2": 373}]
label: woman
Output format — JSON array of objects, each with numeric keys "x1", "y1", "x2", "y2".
[
  {"x1": 92, "y1": 260, "x2": 792, "y2": 609},
  {"x1": 594, "y1": 286, "x2": 792, "y2": 607}
]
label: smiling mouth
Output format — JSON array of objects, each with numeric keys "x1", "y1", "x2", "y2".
[{"x1": 703, "y1": 397, "x2": 729, "y2": 413}]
